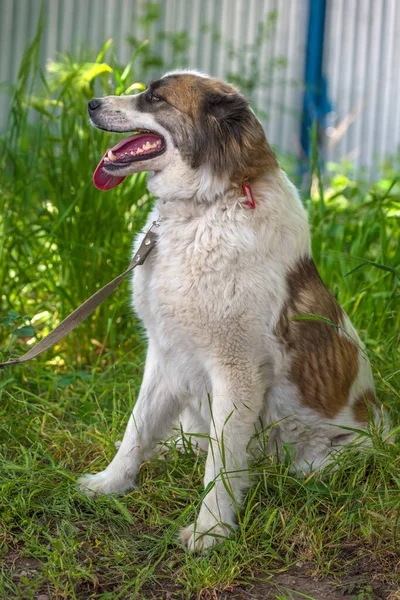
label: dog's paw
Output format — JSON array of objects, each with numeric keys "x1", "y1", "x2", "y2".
[
  {"x1": 77, "y1": 469, "x2": 136, "y2": 497},
  {"x1": 179, "y1": 522, "x2": 231, "y2": 553}
]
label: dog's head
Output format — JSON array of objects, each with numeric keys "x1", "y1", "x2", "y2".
[{"x1": 89, "y1": 71, "x2": 277, "y2": 200}]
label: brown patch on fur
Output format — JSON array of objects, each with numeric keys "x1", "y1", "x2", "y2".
[
  {"x1": 352, "y1": 389, "x2": 376, "y2": 423},
  {"x1": 150, "y1": 74, "x2": 278, "y2": 181},
  {"x1": 276, "y1": 258, "x2": 359, "y2": 418},
  {"x1": 152, "y1": 74, "x2": 233, "y2": 120}
]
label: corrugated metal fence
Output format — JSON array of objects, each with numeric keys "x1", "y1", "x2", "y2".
[
  {"x1": 324, "y1": 0, "x2": 400, "y2": 170},
  {"x1": 1, "y1": 0, "x2": 399, "y2": 173}
]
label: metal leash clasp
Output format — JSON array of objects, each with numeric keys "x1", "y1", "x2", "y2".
[{"x1": 133, "y1": 217, "x2": 161, "y2": 266}]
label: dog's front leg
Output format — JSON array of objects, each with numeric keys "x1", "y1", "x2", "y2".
[
  {"x1": 180, "y1": 362, "x2": 265, "y2": 552},
  {"x1": 78, "y1": 342, "x2": 179, "y2": 495}
]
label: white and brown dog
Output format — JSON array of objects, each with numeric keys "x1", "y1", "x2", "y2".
[{"x1": 80, "y1": 71, "x2": 383, "y2": 552}]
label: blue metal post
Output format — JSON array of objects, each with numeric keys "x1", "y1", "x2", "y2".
[{"x1": 301, "y1": 0, "x2": 331, "y2": 158}]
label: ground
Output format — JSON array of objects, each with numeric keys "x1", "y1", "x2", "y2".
[{"x1": 1, "y1": 354, "x2": 399, "y2": 599}]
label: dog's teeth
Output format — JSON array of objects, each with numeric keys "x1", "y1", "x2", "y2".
[
  {"x1": 142, "y1": 141, "x2": 158, "y2": 151},
  {"x1": 107, "y1": 150, "x2": 118, "y2": 161}
]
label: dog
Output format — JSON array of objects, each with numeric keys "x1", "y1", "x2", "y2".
[{"x1": 79, "y1": 70, "x2": 384, "y2": 552}]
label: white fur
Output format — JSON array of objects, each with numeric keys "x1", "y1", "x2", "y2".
[{"x1": 79, "y1": 82, "x2": 383, "y2": 552}]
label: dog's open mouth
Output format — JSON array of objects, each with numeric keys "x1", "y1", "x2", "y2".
[{"x1": 93, "y1": 130, "x2": 166, "y2": 190}]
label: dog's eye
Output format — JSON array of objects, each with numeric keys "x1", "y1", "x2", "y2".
[{"x1": 148, "y1": 92, "x2": 162, "y2": 103}]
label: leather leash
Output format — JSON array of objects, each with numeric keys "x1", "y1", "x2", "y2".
[{"x1": 0, "y1": 220, "x2": 160, "y2": 369}]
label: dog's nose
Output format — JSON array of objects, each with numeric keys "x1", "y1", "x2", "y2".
[{"x1": 88, "y1": 98, "x2": 103, "y2": 113}]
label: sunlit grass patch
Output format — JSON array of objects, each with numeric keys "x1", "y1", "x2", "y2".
[{"x1": 1, "y1": 372, "x2": 399, "y2": 598}]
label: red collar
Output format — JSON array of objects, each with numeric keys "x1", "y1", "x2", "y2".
[{"x1": 242, "y1": 182, "x2": 256, "y2": 209}]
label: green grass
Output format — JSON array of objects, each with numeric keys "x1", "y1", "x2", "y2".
[{"x1": 1, "y1": 29, "x2": 400, "y2": 600}]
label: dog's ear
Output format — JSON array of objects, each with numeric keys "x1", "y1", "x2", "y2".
[
  {"x1": 191, "y1": 91, "x2": 249, "y2": 169},
  {"x1": 204, "y1": 92, "x2": 249, "y2": 141},
  {"x1": 192, "y1": 88, "x2": 278, "y2": 180}
]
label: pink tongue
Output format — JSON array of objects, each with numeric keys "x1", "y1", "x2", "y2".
[{"x1": 93, "y1": 150, "x2": 126, "y2": 191}]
